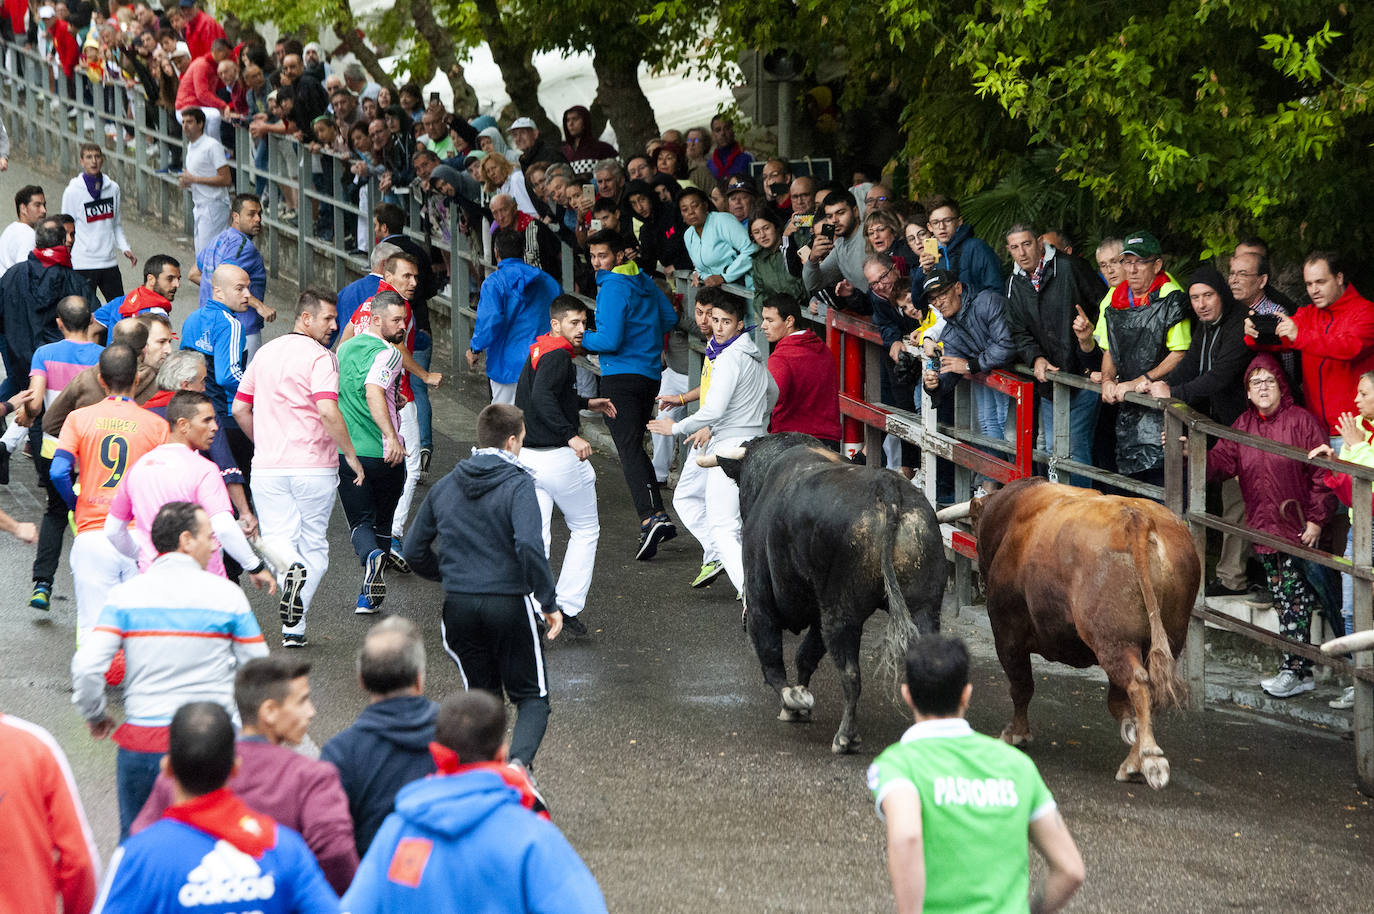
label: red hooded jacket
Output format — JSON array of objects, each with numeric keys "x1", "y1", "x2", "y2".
[
  {"x1": 767, "y1": 329, "x2": 841, "y2": 442},
  {"x1": 1207, "y1": 353, "x2": 1335, "y2": 552},
  {"x1": 1247, "y1": 282, "x2": 1374, "y2": 434}
]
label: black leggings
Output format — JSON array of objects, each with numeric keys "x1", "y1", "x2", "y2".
[{"x1": 599, "y1": 372, "x2": 666, "y2": 522}]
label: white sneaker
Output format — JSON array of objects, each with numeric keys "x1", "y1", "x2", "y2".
[
  {"x1": 1328, "y1": 685, "x2": 1355, "y2": 710},
  {"x1": 1263, "y1": 669, "x2": 1314, "y2": 698}
]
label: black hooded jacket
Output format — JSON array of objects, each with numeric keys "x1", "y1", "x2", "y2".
[{"x1": 1163, "y1": 265, "x2": 1251, "y2": 425}]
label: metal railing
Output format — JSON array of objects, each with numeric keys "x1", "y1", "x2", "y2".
[{"x1": 824, "y1": 309, "x2": 1374, "y2": 794}]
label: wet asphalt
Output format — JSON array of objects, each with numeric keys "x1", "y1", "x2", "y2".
[{"x1": 0, "y1": 156, "x2": 1371, "y2": 912}]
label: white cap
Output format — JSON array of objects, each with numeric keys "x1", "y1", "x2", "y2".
[
  {"x1": 38, "y1": 4, "x2": 55, "y2": 18},
  {"x1": 172, "y1": 41, "x2": 191, "y2": 58},
  {"x1": 510, "y1": 117, "x2": 537, "y2": 131}
]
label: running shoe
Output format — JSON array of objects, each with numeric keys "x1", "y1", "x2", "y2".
[
  {"x1": 278, "y1": 562, "x2": 307, "y2": 628},
  {"x1": 386, "y1": 537, "x2": 412, "y2": 574},
  {"x1": 1262, "y1": 669, "x2": 1314, "y2": 698},
  {"x1": 1329, "y1": 685, "x2": 1356, "y2": 710},
  {"x1": 355, "y1": 594, "x2": 379, "y2": 615},
  {"x1": 419, "y1": 447, "x2": 432, "y2": 475},
  {"x1": 635, "y1": 513, "x2": 677, "y2": 561},
  {"x1": 282, "y1": 633, "x2": 309, "y2": 648},
  {"x1": 691, "y1": 560, "x2": 724, "y2": 588},
  {"x1": 28, "y1": 581, "x2": 51, "y2": 611},
  {"x1": 562, "y1": 614, "x2": 589, "y2": 637},
  {"x1": 363, "y1": 548, "x2": 386, "y2": 607}
]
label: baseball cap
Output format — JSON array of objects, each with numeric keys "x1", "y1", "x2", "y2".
[
  {"x1": 38, "y1": 5, "x2": 54, "y2": 18},
  {"x1": 510, "y1": 117, "x2": 537, "y2": 131},
  {"x1": 922, "y1": 268, "x2": 959, "y2": 298},
  {"x1": 464, "y1": 149, "x2": 488, "y2": 165},
  {"x1": 1120, "y1": 230, "x2": 1162, "y2": 259},
  {"x1": 726, "y1": 176, "x2": 756, "y2": 196},
  {"x1": 178, "y1": 0, "x2": 196, "y2": 8},
  {"x1": 171, "y1": 41, "x2": 191, "y2": 59}
]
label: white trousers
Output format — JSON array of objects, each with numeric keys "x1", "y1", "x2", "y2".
[
  {"x1": 673, "y1": 437, "x2": 736, "y2": 570},
  {"x1": 653, "y1": 367, "x2": 689, "y2": 483},
  {"x1": 175, "y1": 106, "x2": 222, "y2": 140},
  {"x1": 519, "y1": 445, "x2": 599, "y2": 616},
  {"x1": 489, "y1": 380, "x2": 517, "y2": 405},
  {"x1": 252, "y1": 470, "x2": 337, "y2": 623},
  {"x1": 391, "y1": 402, "x2": 422, "y2": 538},
  {"x1": 70, "y1": 529, "x2": 137, "y2": 639},
  {"x1": 193, "y1": 199, "x2": 230, "y2": 257}
]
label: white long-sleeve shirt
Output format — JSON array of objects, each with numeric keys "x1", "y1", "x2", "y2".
[
  {"x1": 61, "y1": 172, "x2": 130, "y2": 269},
  {"x1": 70, "y1": 552, "x2": 267, "y2": 726},
  {"x1": 673, "y1": 332, "x2": 776, "y2": 441}
]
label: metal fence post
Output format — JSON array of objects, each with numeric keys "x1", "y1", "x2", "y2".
[
  {"x1": 1354, "y1": 477, "x2": 1373, "y2": 795},
  {"x1": 451, "y1": 208, "x2": 472, "y2": 376},
  {"x1": 297, "y1": 141, "x2": 310, "y2": 290}
]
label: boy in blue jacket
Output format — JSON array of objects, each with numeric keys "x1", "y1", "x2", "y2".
[
  {"x1": 467, "y1": 230, "x2": 562, "y2": 405},
  {"x1": 341, "y1": 690, "x2": 607, "y2": 914},
  {"x1": 580, "y1": 229, "x2": 679, "y2": 560}
]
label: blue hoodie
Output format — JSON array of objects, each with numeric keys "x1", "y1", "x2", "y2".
[
  {"x1": 340, "y1": 770, "x2": 608, "y2": 914},
  {"x1": 581, "y1": 263, "x2": 676, "y2": 380},
  {"x1": 908, "y1": 222, "x2": 1004, "y2": 305},
  {"x1": 472, "y1": 258, "x2": 562, "y2": 385},
  {"x1": 320, "y1": 695, "x2": 439, "y2": 857},
  {"x1": 179, "y1": 298, "x2": 246, "y2": 424}
]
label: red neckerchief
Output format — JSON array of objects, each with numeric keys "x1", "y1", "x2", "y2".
[
  {"x1": 514, "y1": 212, "x2": 534, "y2": 232},
  {"x1": 428, "y1": 742, "x2": 550, "y2": 820},
  {"x1": 34, "y1": 246, "x2": 72, "y2": 268},
  {"x1": 529, "y1": 332, "x2": 574, "y2": 371},
  {"x1": 163, "y1": 787, "x2": 277, "y2": 858},
  {"x1": 1110, "y1": 270, "x2": 1170, "y2": 309},
  {"x1": 710, "y1": 143, "x2": 742, "y2": 176},
  {"x1": 120, "y1": 285, "x2": 172, "y2": 317}
]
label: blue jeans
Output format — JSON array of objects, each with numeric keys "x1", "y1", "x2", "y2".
[
  {"x1": 117, "y1": 746, "x2": 164, "y2": 841},
  {"x1": 410, "y1": 331, "x2": 433, "y2": 450},
  {"x1": 1040, "y1": 389, "x2": 1101, "y2": 487},
  {"x1": 253, "y1": 139, "x2": 269, "y2": 197},
  {"x1": 973, "y1": 384, "x2": 1010, "y2": 440}
]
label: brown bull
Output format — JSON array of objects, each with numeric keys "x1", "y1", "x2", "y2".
[{"x1": 937, "y1": 477, "x2": 1200, "y2": 789}]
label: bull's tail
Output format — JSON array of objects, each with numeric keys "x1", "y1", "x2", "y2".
[
  {"x1": 1129, "y1": 514, "x2": 1187, "y2": 711},
  {"x1": 877, "y1": 496, "x2": 919, "y2": 693}
]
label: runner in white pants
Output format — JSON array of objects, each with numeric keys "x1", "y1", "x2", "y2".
[
  {"x1": 232, "y1": 289, "x2": 365, "y2": 647},
  {"x1": 179, "y1": 108, "x2": 232, "y2": 255},
  {"x1": 513, "y1": 296, "x2": 617, "y2": 636},
  {"x1": 652, "y1": 365, "x2": 688, "y2": 483}
]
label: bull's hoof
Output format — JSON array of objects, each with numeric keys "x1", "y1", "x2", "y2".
[
  {"x1": 831, "y1": 733, "x2": 861, "y2": 754},
  {"x1": 1115, "y1": 761, "x2": 1140, "y2": 783},
  {"x1": 778, "y1": 707, "x2": 812, "y2": 723},
  {"x1": 1141, "y1": 755, "x2": 1170, "y2": 790},
  {"x1": 1000, "y1": 726, "x2": 1032, "y2": 747},
  {"x1": 1120, "y1": 717, "x2": 1138, "y2": 746},
  {"x1": 781, "y1": 686, "x2": 815, "y2": 712}
]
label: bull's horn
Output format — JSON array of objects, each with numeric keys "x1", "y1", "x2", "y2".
[
  {"x1": 1321, "y1": 630, "x2": 1374, "y2": 655},
  {"x1": 696, "y1": 455, "x2": 719, "y2": 468},
  {"x1": 936, "y1": 501, "x2": 973, "y2": 523},
  {"x1": 716, "y1": 445, "x2": 747, "y2": 461}
]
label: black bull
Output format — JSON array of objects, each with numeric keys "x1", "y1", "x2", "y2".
[{"x1": 709, "y1": 433, "x2": 947, "y2": 753}]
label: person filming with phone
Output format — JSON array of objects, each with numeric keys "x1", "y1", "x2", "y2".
[{"x1": 801, "y1": 189, "x2": 870, "y2": 313}]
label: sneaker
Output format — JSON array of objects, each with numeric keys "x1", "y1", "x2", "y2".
[
  {"x1": 385, "y1": 537, "x2": 412, "y2": 574},
  {"x1": 419, "y1": 447, "x2": 432, "y2": 475},
  {"x1": 363, "y1": 548, "x2": 386, "y2": 606},
  {"x1": 28, "y1": 581, "x2": 51, "y2": 611},
  {"x1": 1329, "y1": 685, "x2": 1356, "y2": 710},
  {"x1": 562, "y1": 614, "x2": 588, "y2": 637},
  {"x1": 278, "y1": 562, "x2": 307, "y2": 628},
  {"x1": 355, "y1": 593, "x2": 379, "y2": 615},
  {"x1": 691, "y1": 560, "x2": 725, "y2": 588},
  {"x1": 1262, "y1": 669, "x2": 1314, "y2": 698},
  {"x1": 282, "y1": 633, "x2": 309, "y2": 648},
  {"x1": 0, "y1": 441, "x2": 10, "y2": 484},
  {"x1": 635, "y1": 513, "x2": 677, "y2": 561},
  {"x1": 1205, "y1": 580, "x2": 1251, "y2": 598}
]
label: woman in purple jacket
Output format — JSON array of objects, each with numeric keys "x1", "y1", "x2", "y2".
[{"x1": 1208, "y1": 353, "x2": 1336, "y2": 698}]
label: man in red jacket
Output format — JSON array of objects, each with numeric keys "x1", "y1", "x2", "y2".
[
  {"x1": 1245, "y1": 250, "x2": 1374, "y2": 441},
  {"x1": 171, "y1": 0, "x2": 225, "y2": 61},
  {"x1": 131, "y1": 655, "x2": 359, "y2": 895},
  {"x1": 760, "y1": 293, "x2": 841, "y2": 450}
]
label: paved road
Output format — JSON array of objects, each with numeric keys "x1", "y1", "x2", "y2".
[{"x1": 0, "y1": 156, "x2": 1371, "y2": 912}]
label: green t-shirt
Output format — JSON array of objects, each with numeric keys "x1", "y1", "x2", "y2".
[
  {"x1": 337, "y1": 332, "x2": 403, "y2": 459},
  {"x1": 867, "y1": 718, "x2": 1056, "y2": 914}
]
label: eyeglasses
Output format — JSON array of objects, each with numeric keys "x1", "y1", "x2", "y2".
[
  {"x1": 686, "y1": 137, "x2": 705, "y2": 145},
  {"x1": 928, "y1": 289, "x2": 957, "y2": 307},
  {"x1": 1248, "y1": 377, "x2": 1279, "y2": 389},
  {"x1": 870, "y1": 266, "x2": 897, "y2": 288},
  {"x1": 928, "y1": 216, "x2": 958, "y2": 228},
  {"x1": 867, "y1": 195, "x2": 889, "y2": 204}
]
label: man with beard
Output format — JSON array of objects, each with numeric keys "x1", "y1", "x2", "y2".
[{"x1": 189, "y1": 193, "x2": 276, "y2": 360}]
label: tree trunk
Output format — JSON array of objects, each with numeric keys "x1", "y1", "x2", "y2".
[
  {"x1": 473, "y1": 0, "x2": 557, "y2": 136},
  {"x1": 332, "y1": 21, "x2": 397, "y2": 97},
  {"x1": 591, "y1": 46, "x2": 658, "y2": 157},
  {"x1": 407, "y1": 0, "x2": 479, "y2": 117}
]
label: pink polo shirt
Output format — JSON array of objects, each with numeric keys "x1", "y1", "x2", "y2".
[
  {"x1": 234, "y1": 332, "x2": 341, "y2": 472},
  {"x1": 108, "y1": 443, "x2": 233, "y2": 577}
]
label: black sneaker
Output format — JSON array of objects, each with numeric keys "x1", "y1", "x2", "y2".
[
  {"x1": 278, "y1": 562, "x2": 307, "y2": 628},
  {"x1": 1205, "y1": 580, "x2": 1250, "y2": 598},
  {"x1": 562, "y1": 614, "x2": 589, "y2": 637},
  {"x1": 419, "y1": 447, "x2": 432, "y2": 475},
  {"x1": 385, "y1": 537, "x2": 412, "y2": 574},
  {"x1": 635, "y1": 514, "x2": 677, "y2": 561}
]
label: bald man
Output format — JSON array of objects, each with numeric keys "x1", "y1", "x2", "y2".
[{"x1": 181, "y1": 265, "x2": 254, "y2": 478}]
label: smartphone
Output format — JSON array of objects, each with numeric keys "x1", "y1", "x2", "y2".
[
  {"x1": 429, "y1": 91, "x2": 439, "y2": 105},
  {"x1": 793, "y1": 213, "x2": 814, "y2": 228},
  {"x1": 923, "y1": 236, "x2": 940, "y2": 258},
  {"x1": 1251, "y1": 312, "x2": 1281, "y2": 345},
  {"x1": 821, "y1": 223, "x2": 835, "y2": 239},
  {"x1": 590, "y1": 218, "x2": 602, "y2": 232},
  {"x1": 582, "y1": 184, "x2": 596, "y2": 205}
]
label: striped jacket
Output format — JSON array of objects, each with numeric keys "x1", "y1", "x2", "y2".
[{"x1": 71, "y1": 552, "x2": 268, "y2": 728}]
